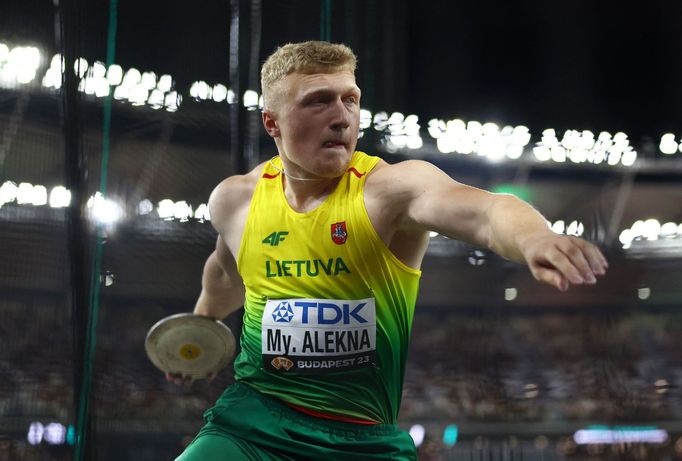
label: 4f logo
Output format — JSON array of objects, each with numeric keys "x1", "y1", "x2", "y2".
[
  {"x1": 263, "y1": 231, "x2": 289, "y2": 246},
  {"x1": 331, "y1": 222, "x2": 348, "y2": 245}
]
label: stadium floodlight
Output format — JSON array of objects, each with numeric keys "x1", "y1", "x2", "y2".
[
  {"x1": 551, "y1": 220, "x2": 565, "y2": 234},
  {"x1": 141, "y1": 71, "x2": 157, "y2": 90},
  {"x1": 0, "y1": 181, "x2": 18, "y2": 205},
  {"x1": 16, "y1": 182, "x2": 36, "y2": 205},
  {"x1": 147, "y1": 89, "x2": 164, "y2": 109},
  {"x1": 0, "y1": 43, "x2": 9, "y2": 61},
  {"x1": 157, "y1": 199, "x2": 176, "y2": 220},
  {"x1": 190, "y1": 80, "x2": 210, "y2": 100},
  {"x1": 49, "y1": 186, "x2": 71, "y2": 208},
  {"x1": 372, "y1": 111, "x2": 388, "y2": 131},
  {"x1": 359, "y1": 109, "x2": 373, "y2": 130},
  {"x1": 173, "y1": 200, "x2": 193, "y2": 222},
  {"x1": 74, "y1": 57, "x2": 88, "y2": 78},
  {"x1": 638, "y1": 287, "x2": 651, "y2": 300},
  {"x1": 505, "y1": 288, "x2": 517, "y2": 301},
  {"x1": 44, "y1": 423, "x2": 66, "y2": 445},
  {"x1": 661, "y1": 222, "x2": 678, "y2": 238},
  {"x1": 227, "y1": 89, "x2": 236, "y2": 104},
  {"x1": 28, "y1": 422, "x2": 44, "y2": 445},
  {"x1": 113, "y1": 85, "x2": 129, "y2": 101},
  {"x1": 94, "y1": 77, "x2": 110, "y2": 98},
  {"x1": 128, "y1": 85, "x2": 149, "y2": 106},
  {"x1": 659, "y1": 133, "x2": 677, "y2": 155},
  {"x1": 409, "y1": 424, "x2": 425, "y2": 448},
  {"x1": 619, "y1": 229, "x2": 634, "y2": 246},
  {"x1": 194, "y1": 203, "x2": 210, "y2": 221},
  {"x1": 87, "y1": 192, "x2": 124, "y2": 226},
  {"x1": 122, "y1": 68, "x2": 141, "y2": 86},
  {"x1": 107, "y1": 64, "x2": 123, "y2": 86},
  {"x1": 243, "y1": 89, "x2": 259, "y2": 110},
  {"x1": 137, "y1": 199, "x2": 153, "y2": 215},
  {"x1": 164, "y1": 91, "x2": 181, "y2": 112},
  {"x1": 212, "y1": 84, "x2": 228, "y2": 102},
  {"x1": 157, "y1": 74, "x2": 173, "y2": 92},
  {"x1": 92, "y1": 61, "x2": 106, "y2": 79}
]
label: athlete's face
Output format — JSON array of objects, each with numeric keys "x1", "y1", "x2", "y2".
[{"x1": 263, "y1": 71, "x2": 361, "y2": 179}]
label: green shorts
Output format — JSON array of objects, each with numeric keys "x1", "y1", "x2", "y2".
[{"x1": 175, "y1": 382, "x2": 416, "y2": 461}]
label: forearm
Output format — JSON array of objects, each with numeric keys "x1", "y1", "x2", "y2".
[
  {"x1": 486, "y1": 194, "x2": 553, "y2": 263},
  {"x1": 193, "y1": 251, "x2": 245, "y2": 320}
]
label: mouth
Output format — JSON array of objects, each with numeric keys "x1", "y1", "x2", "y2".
[{"x1": 322, "y1": 140, "x2": 347, "y2": 149}]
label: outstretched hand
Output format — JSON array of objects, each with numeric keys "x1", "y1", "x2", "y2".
[
  {"x1": 520, "y1": 233, "x2": 608, "y2": 291},
  {"x1": 165, "y1": 371, "x2": 216, "y2": 387}
]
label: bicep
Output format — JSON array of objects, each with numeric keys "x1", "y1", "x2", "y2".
[
  {"x1": 213, "y1": 235, "x2": 241, "y2": 282},
  {"x1": 397, "y1": 161, "x2": 496, "y2": 246}
]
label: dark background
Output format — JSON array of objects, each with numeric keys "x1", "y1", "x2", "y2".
[{"x1": 1, "y1": 1, "x2": 682, "y2": 460}]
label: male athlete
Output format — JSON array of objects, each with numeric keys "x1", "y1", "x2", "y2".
[{"x1": 173, "y1": 41, "x2": 608, "y2": 460}]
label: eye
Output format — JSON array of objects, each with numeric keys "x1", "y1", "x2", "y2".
[{"x1": 345, "y1": 95, "x2": 358, "y2": 105}]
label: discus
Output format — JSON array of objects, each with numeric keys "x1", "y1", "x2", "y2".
[{"x1": 145, "y1": 313, "x2": 236, "y2": 378}]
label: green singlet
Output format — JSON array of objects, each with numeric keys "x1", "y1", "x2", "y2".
[{"x1": 177, "y1": 152, "x2": 421, "y2": 460}]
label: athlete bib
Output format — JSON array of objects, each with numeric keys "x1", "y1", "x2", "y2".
[{"x1": 261, "y1": 297, "x2": 376, "y2": 373}]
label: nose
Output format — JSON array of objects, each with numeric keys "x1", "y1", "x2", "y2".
[{"x1": 329, "y1": 98, "x2": 350, "y2": 131}]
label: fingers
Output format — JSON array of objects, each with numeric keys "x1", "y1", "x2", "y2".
[
  {"x1": 530, "y1": 266, "x2": 569, "y2": 292},
  {"x1": 164, "y1": 372, "x2": 195, "y2": 387},
  {"x1": 528, "y1": 236, "x2": 608, "y2": 291},
  {"x1": 164, "y1": 371, "x2": 217, "y2": 386}
]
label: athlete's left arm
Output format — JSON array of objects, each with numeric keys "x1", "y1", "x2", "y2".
[{"x1": 386, "y1": 160, "x2": 608, "y2": 291}]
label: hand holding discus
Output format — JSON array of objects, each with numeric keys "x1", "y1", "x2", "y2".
[{"x1": 145, "y1": 313, "x2": 237, "y2": 386}]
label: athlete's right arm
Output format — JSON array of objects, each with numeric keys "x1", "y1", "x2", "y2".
[
  {"x1": 193, "y1": 235, "x2": 245, "y2": 320},
  {"x1": 192, "y1": 175, "x2": 252, "y2": 320}
]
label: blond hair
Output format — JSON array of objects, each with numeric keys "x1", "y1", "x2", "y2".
[{"x1": 261, "y1": 41, "x2": 357, "y2": 111}]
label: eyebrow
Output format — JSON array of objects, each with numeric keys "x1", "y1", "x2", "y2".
[{"x1": 299, "y1": 86, "x2": 361, "y2": 100}]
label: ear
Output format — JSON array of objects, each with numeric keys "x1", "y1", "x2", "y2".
[{"x1": 262, "y1": 110, "x2": 280, "y2": 138}]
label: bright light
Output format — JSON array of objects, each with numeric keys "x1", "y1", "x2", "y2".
[
  {"x1": 157, "y1": 199, "x2": 175, "y2": 219},
  {"x1": 638, "y1": 287, "x2": 651, "y2": 300},
  {"x1": 173, "y1": 200, "x2": 192, "y2": 221},
  {"x1": 360, "y1": 109, "x2": 372, "y2": 130},
  {"x1": 137, "y1": 199, "x2": 153, "y2": 215},
  {"x1": 213, "y1": 84, "x2": 228, "y2": 102},
  {"x1": 0, "y1": 181, "x2": 18, "y2": 205},
  {"x1": 28, "y1": 422, "x2": 44, "y2": 445},
  {"x1": 44, "y1": 422, "x2": 66, "y2": 445},
  {"x1": 409, "y1": 424, "x2": 425, "y2": 447},
  {"x1": 659, "y1": 133, "x2": 678, "y2": 155},
  {"x1": 190, "y1": 80, "x2": 210, "y2": 100},
  {"x1": 49, "y1": 186, "x2": 71, "y2": 208},
  {"x1": 243, "y1": 89, "x2": 259, "y2": 109},
  {"x1": 194, "y1": 203, "x2": 210, "y2": 221},
  {"x1": 157, "y1": 74, "x2": 173, "y2": 92},
  {"x1": 574, "y1": 427, "x2": 668, "y2": 445},
  {"x1": 73, "y1": 57, "x2": 88, "y2": 78},
  {"x1": 128, "y1": 85, "x2": 149, "y2": 106},
  {"x1": 619, "y1": 229, "x2": 634, "y2": 246},
  {"x1": 107, "y1": 64, "x2": 123, "y2": 86},
  {"x1": 141, "y1": 71, "x2": 157, "y2": 90},
  {"x1": 147, "y1": 89, "x2": 164, "y2": 109},
  {"x1": 661, "y1": 222, "x2": 678, "y2": 237},
  {"x1": 87, "y1": 192, "x2": 124, "y2": 225},
  {"x1": 122, "y1": 68, "x2": 141, "y2": 86},
  {"x1": 505, "y1": 288, "x2": 517, "y2": 301},
  {"x1": 551, "y1": 220, "x2": 565, "y2": 234},
  {"x1": 164, "y1": 91, "x2": 181, "y2": 112}
]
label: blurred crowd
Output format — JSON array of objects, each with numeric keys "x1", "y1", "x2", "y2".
[{"x1": 2, "y1": 299, "x2": 682, "y2": 460}]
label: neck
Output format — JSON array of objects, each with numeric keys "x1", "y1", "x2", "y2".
[{"x1": 270, "y1": 157, "x2": 343, "y2": 213}]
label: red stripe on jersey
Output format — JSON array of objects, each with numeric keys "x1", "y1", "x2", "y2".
[
  {"x1": 285, "y1": 402, "x2": 379, "y2": 425},
  {"x1": 348, "y1": 167, "x2": 365, "y2": 178},
  {"x1": 262, "y1": 172, "x2": 280, "y2": 179}
]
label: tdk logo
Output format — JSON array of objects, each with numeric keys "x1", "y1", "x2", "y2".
[
  {"x1": 272, "y1": 302, "x2": 294, "y2": 323},
  {"x1": 295, "y1": 301, "x2": 367, "y2": 325}
]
